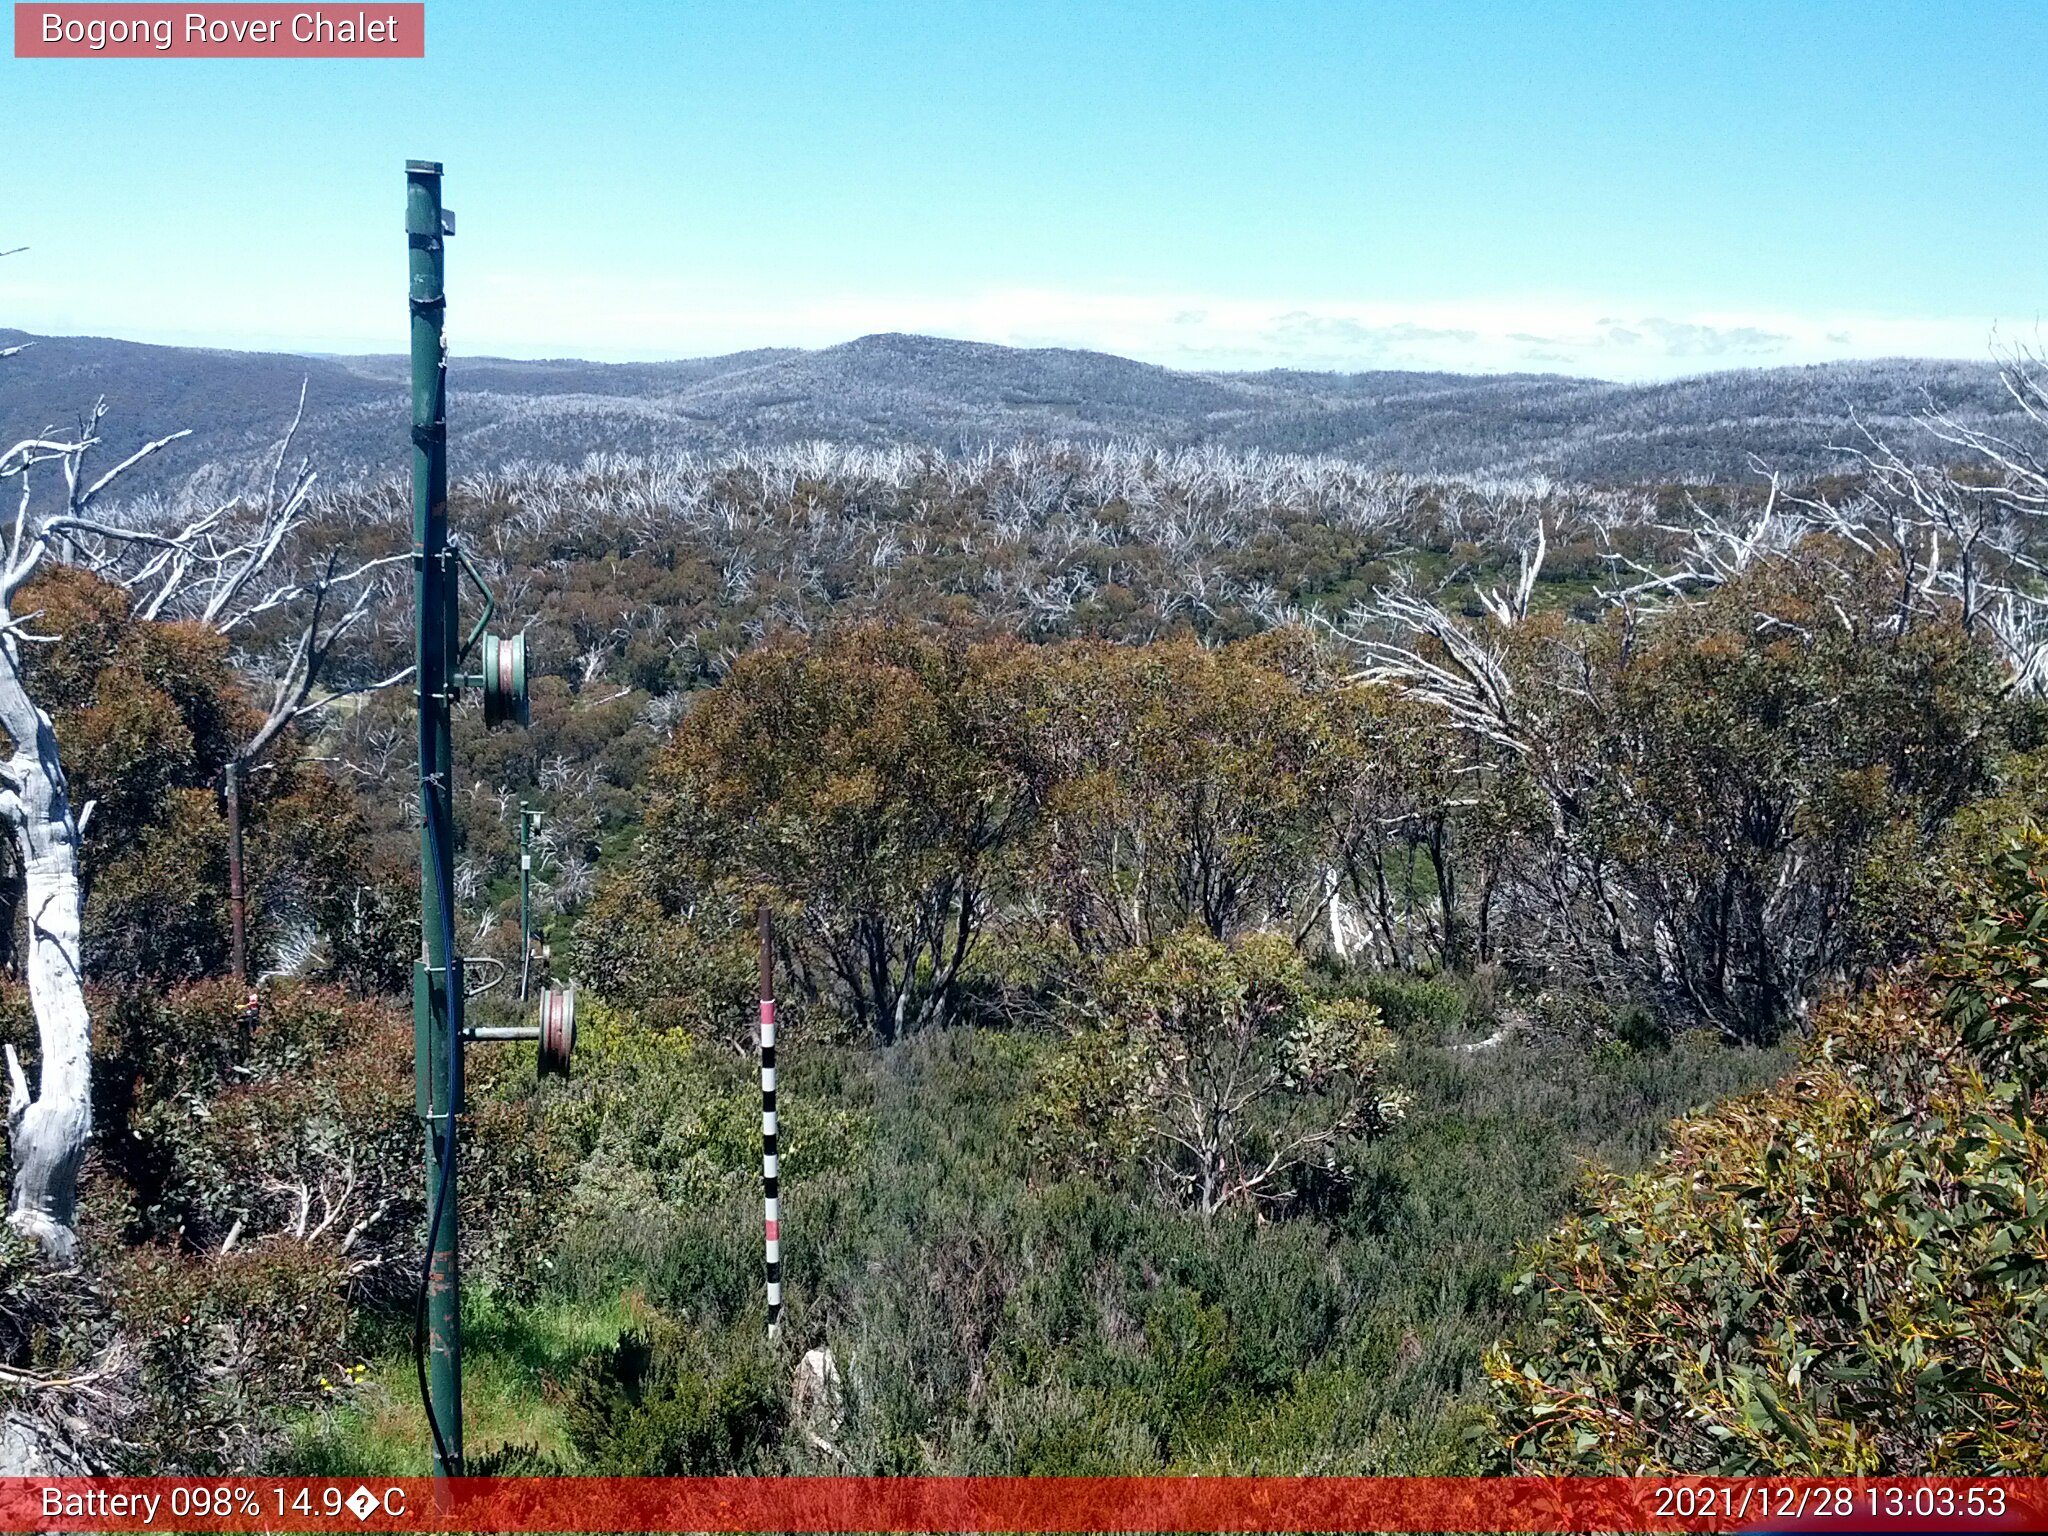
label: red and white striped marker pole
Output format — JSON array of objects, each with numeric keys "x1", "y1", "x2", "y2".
[{"x1": 759, "y1": 905, "x2": 782, "y2": 1342}]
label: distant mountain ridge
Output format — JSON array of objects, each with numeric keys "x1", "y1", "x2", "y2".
[{"x1": 0, "y1": 327, "x2": 2023, "y2": 490}]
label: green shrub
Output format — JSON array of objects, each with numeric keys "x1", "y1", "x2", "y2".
[
  {"x1": 560, "y1": 1325, "x2": 786, "y2": 1474},
  {"x1": 548, "y1": 997, "x2": 870, "y2": 1219},
  {"x1": 111, "y1": 1241, "x2": 356, "y2": 1473},
  {"x1": 572, "y1": 878, "x2": 756, "y2": 1041},
  {"x1": 506, "y1": 1016, "x2": 1787, "y2": 1476},
  {"x1": 1487, "y1": 836, "x2": 2048, "y2": 1472},
  {"x1": 101, "y1": 983, "x2": 418, "y2": 1268},
  {"x1": 1033, "y1": 930, "x2": 1405, "y2": 1216},
  {"x1": 1363, "y1": 973, "x2": 1468, "y2": 1039}
]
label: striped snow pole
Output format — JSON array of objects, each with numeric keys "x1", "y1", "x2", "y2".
[{"x1": 759, "y1": 905, "x2": 782, "y2": 1341}]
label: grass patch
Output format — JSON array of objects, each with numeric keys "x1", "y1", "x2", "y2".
[{"x1": 277, "y1": 1294, "x2": 639, "y2": 1473}]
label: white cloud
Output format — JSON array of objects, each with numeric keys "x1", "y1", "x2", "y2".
[{"x1": 7, "y1": 268, "x2": 2009, "y2": 381}]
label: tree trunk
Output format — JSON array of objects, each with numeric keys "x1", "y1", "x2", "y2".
[
  {"x1": 1429, "y1": 813, "x2": 1462, "y2": 969},
  {"x1": 225, "y1": 757, "x2": 247, "y2": 985},
  {"x1": 0, "y1": 644, "x2": 90, "y2": 1259},
  {"x1": 1324, "y1": 866, "x2": 1354, "y2": 963}
]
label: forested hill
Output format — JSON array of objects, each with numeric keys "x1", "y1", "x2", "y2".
[{"x1": 0, "y1": 326, "x2": 2022, "y2": 487}]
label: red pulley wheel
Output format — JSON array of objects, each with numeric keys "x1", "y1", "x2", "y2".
[
  {"x1": 481, "y1": 631, "x2": 530, "y2": 730},
  {"x1": 538, "y1": 984, "x2": 576, "y2": 1078}
]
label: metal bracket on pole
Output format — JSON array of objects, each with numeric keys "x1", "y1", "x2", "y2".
[
  {"x1": 451, "y1": 544, "x2": 496, "y2": 664},
  {"x1": 519, "y1": 804, "x2": 540, "y2": 1000}
]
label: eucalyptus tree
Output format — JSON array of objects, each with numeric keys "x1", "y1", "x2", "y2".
[
  {"x1": 646, "y1": 622, "x2": 1034, "y2": 1041},
  {"x1": 1337, "y1": 453, "x2": 2015, "y2": 1041},
  {"x1": 56, "y1": 390, "x2": 410, "y2": 978},
  {"x1": 1024, "y1": 633, "x2": 1345, "y2": 953}
]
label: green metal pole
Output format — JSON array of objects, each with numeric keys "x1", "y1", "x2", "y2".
[
  {"x1": 407, "y1": 158, "x2": 463, "y2": 1481},
  {"x1": 518, "y1": 803, "x2": 534, "y2": 1000}
]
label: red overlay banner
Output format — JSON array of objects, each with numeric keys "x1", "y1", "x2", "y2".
[
  {"x1": 14, "y1": 4, "x2": 423, "y2": 57},
  {"x1": 1, "y1": 1477, "x2": 2045, "y2": 1533}
]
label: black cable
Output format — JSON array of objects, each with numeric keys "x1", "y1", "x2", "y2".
[{"x1": 414, "y1": 794, "x2": 461, "y2": 1475}]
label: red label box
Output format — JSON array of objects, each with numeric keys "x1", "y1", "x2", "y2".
[
  {"x1": 14, "y1": 3, "x2": 425, "y2": 57},
  {"x1": 3, "y1": 1477, "x2": 2046, "y2": 1533}
]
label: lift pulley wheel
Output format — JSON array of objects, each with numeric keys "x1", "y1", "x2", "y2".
[
  {"x1": 481, "y1": 631, "x2": 529, "y2": 729},
  {"x1": 538, "y1": 984, "x2": 576, "y2": 1078}
]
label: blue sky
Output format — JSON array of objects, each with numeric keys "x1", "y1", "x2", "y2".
[{"x1": 2, "y1": 0, "x2": 2043, "y2": 378}]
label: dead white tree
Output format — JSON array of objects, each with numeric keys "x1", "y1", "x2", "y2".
[
  {"x1": 0, "y1": 397, "x2": 188, "y2": 1255},
  {"x1": 0, "y1": 360, "x2": 398, "y2": 1252},
  {"x1": 1809, "y1": 349, "x2": 2048, "y2": 686},
  {"x1": 1338, "y1": 578, "x2": 1530, "y2": 759},
  {"x1": 1594, "y1": 473, "x2": 1802, "y2": 613},
  {"x1": 1476, "y1": 516, "x2": 1546, "y2": 626},
  {"x1": 1332, "y1": 353, "x2": 2048, "y2": 1039}
]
